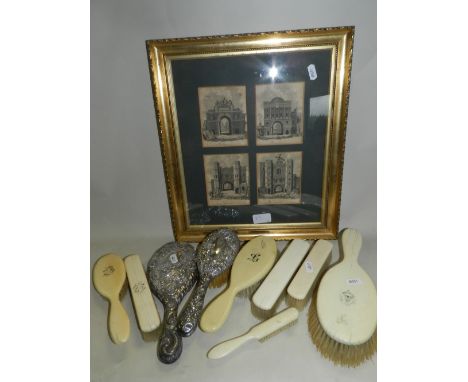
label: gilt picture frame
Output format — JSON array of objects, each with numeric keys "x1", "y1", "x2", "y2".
[{"x1": 146, "y1": 26, "x2": 354, "y2": 241}]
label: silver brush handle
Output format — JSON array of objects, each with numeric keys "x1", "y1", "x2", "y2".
[
  {"x1": 157, "y1": 303, "x2": 182, "y2": 364},
  {"x1": 177, "y1": 277, "x2": 210, "y2": 337}
]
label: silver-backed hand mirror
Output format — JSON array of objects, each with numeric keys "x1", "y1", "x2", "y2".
[{"x1": 147, "y1": 242, "x2": 197, "y2": 364}]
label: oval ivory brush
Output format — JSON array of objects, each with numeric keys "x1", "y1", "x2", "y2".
[
  {"x1": 252, "y1": 239, "x2": 311, "y2": 318},
  {"x1": 124, "y1": 254, "x2": 161, "y2": 333},
  {"x1": 147, "y1": 242, "x2": 198, "y2": 364},
  {"x1": 287, "y1": 240, "x2": 333, "y2": 310},
  {"x1": 200, "y1": 236, "x2": 277, "y2": 333},
  {"x1": 92, "y1": 253, "x2": 130, "y2": 344},
  {"x1": 308, "y1": 228, "x2": 377, "y2": 367},
  {"x1": 207, "y1": 307, "x2": 299, "y2": 360},
  {"x1": 177, "y1": 228, "x2": 240, "y2": 337}
]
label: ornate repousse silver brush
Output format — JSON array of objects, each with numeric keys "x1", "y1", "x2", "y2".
[
  {"x1": 147, "y1": 242, "x2": 197, "y2": 364},
  {"x1": 177, "y1": 228, "x2": 240, "y2": 337}
]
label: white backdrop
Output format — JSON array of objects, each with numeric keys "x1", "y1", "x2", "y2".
[{"x1": 91, "y1": 1, "x2": 376, "y2": 381}]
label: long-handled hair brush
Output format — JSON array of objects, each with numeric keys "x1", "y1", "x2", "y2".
[
  {"x1": 207, "y1": 307, "x2": 299, "y2": 359},
  {"x1": 200, "y1": 236, "x2": 277, "y2": 332},
  {"x1": 307, "y1": 228, "x2": 377, "y2": 367}
]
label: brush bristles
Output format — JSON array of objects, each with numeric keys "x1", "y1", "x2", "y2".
[
  {"x1": 307, "y1": 295, "x2": 377, "y2": 367},
  {"x1": 209, "y1": 268, "x2": 230, "y2": 288},
  {"x1": 141, "y1": 325, "x2": 162, "y2": 342},
  {"x1": 237, "y1": 280, "x2": 262, "y2": 299},
  {"x1": 251, "y1": 303, "x2": 275, "y2": 319},
  {"x1": 258, "y1": 319, "x2": 298, "y2": 343},
  {"x1": 286, "y1": 294, "x2": 309, "y2": 310},
  {"x1": 251, "y1": 291, "x2": 285, "y2": 319}
]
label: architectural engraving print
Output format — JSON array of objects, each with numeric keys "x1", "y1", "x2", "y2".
[
  {"x1": 256, "y1": 151, "x2": 302, "y2": 205},
  {"x1": 203, "y1": 153, "x2": 250, "y2": 206},
  {"x1": 198, "y1": 86, "x2": 248, "y2": 147},
  {"x1": 255, "y1": 82, "x2": 305, "y2": 146}
]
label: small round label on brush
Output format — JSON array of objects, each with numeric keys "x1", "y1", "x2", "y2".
[
  {"x1": 304, "y1": 261, "x2": 314, "y2": 273},
  {"x1": 347, "y1": 278, "x2": 362, "y2": 285},
  {"x1": 169, "y1": 254, "x2": 178, "y2": 264}
]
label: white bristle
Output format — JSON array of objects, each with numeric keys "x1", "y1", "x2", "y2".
[{"x1": 258, "y1": 318, "x2": 298, "y2": 342}]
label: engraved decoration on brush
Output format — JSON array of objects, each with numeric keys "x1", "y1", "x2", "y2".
[
  {"x1": 177, "y1": 228, "x2": 240, "y2": 337},
  {"x1": 147, "y1": 242, "x2": 197, "y2": 364}
]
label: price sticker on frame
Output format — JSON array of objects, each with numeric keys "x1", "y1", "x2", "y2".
[{"x1": 252, "y1": 213, "x2": 272, "y2": 224}]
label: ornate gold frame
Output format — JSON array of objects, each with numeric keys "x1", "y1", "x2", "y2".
[{"x1": 146, "y1": 26, "x2": 354, "y2": 242}]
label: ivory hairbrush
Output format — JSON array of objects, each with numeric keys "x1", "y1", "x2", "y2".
[
  {"x1": 252, "y1": 239, "x2": 310, "y2": 317},
  {"x1": 92, "y1": 253, "x2": 130, "y2": 344},
  {"x1": 287, "y1": 240, "x2": 333, "y2": 309},
  {"x1": 308, "y1": 228, "x2": 377, "y2": 367},
  {"x1": 147, "y1": 242, "x2": 197, "y2": 364},
  {"x1": 207, "y1": 307, "x2": 299, "y2": 359},
  {"x1": 124, "y1": 254, "x2": 160, "y2": 333},
  {"x1": 200, "y1": 236, "x2": 277, "y2": 333},
  {"x1": 177, "y1": 228, "x2": 240, "y2": 337}
]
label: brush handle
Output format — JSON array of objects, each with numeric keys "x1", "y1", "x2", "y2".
[
  {"x1": 249, "y1": 307, "x2": 299, "y2": 339},
  {"x1": 108, "y1": 296, "x2": 130, "y2": 344},
  {"x1": 200, "y1": 286, "x2": 237, "y2": 332},
  {"x1": 158, "y1": 303, "x2": 182, "y2": 364},
  {"x1": 177, "y1": 277, "x2": 210, "y2": 337},
  {"x1": 341, "y1": 228, "x2": 362, "y2": 263},
  {"x1": 207, "y1": 332, "x2": 253, "y2": 359}
]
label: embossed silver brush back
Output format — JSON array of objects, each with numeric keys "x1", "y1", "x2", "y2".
[
  {"x1": 147, "y1": 242, "x2": 197, "y2": 364},
  {"x1": 177, "y1": 228, "x2": 240, "y2": 337}
]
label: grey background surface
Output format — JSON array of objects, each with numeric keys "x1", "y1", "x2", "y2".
[{"x1": 91, "y1": 0, "x2": 376, "y2": 381}]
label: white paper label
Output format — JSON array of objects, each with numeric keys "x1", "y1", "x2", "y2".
[
  {"x1": 304, "y1": 260, "x2": 314, "y2": 273},
  {"x1": 307, "y1": 64, "x2": 317, "y2": 80},
  {"x1": 253, "y1": 213, "x2": 272, "y2": 224},
  {"x1": 169, "y1": 254, "x2": 178, "y2": 264},
  {"x1": 347, "y1": 278, "x2": 363, "y2": 285}
]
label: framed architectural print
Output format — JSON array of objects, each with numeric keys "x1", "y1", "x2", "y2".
[{"x1": 146, "y1": 26, "x2": 354, "y2": 242}]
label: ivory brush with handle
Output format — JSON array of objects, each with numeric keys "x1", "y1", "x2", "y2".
[
  {"x1": 200, "y1": 236, "x2": 277, "y2": 333},
  {"x1": 308, "y1": 228, "x2": 377, "y2": 367},
  {"x1": 207, "y1": 307, "x2": 299, "y2": 359},
  {"x1": 92, "y1": 253, "x2": 130, "y2": 344}
]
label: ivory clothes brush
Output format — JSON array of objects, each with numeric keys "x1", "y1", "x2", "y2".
[
  {"x1": 147, "y1": 242, "x2": 197, "y2": 364},
  {"x1": 252, "y1": 239, "x2": 311, "y2": 317},
  {"x1": 200, "y1": 236, "x2": 277, "y2": 333},
  {"x1": 124, "y1": 254, "x2": 160, "y2": 333},
  {"x1": 207, "y1": 307, "x2": 299, "y2": 360},
  {"x1": 177, "y1": 228, "x2": 240, "y2": 337},
  {"x1": 92, "y1": 253, "x2": 130, "y2": 344},
  {"x1": 287, "y1": 240, "x2": 333, "y2": 310},
  {"x1": 308, "y1": 228, "x2": 377, "y2": 367}
]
